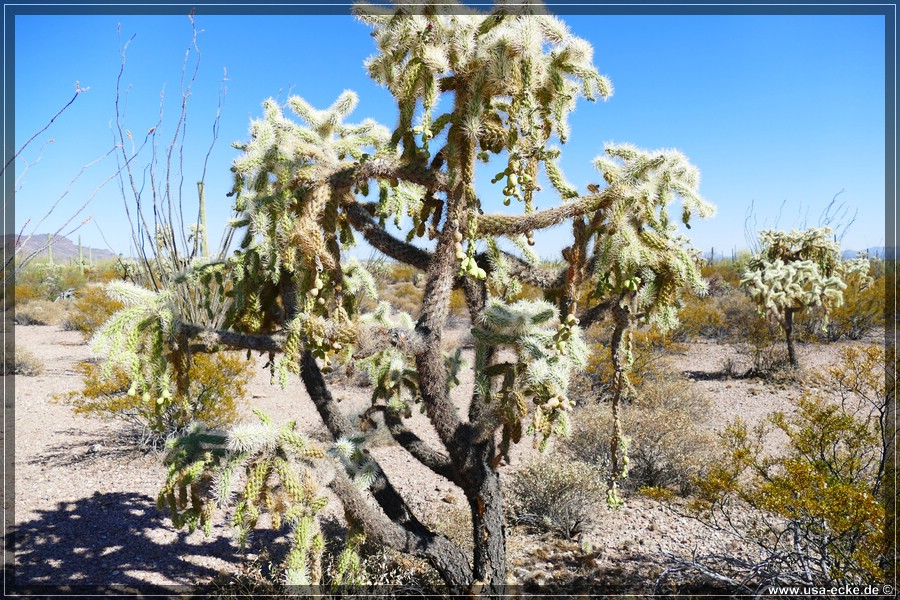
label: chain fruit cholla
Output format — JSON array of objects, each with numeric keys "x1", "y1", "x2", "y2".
[
  {"x1": 93, "y1": 2, "x2": 716, "y2": 594},
  {"x1": 741, "y1": 226, "x2": 872, "y2": 368}
]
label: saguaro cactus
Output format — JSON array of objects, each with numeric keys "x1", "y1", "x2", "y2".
[{"x1": 92, "y1": 2, "x2": 714, "y2": 594}]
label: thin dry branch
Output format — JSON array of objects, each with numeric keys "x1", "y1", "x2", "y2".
[{"x1": 2, "y1": 84, "x2": 86, "y2": 178}]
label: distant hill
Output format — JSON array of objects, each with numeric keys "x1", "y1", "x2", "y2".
[
  {"x1": 4, "y1": 234, "x2": 119, "y2": 265},
  {"x1": 841, "y1": 247, "x2": 890, "y2": 259}
]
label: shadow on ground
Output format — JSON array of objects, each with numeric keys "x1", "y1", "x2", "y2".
[
  {"x1": 7, "y1": 491, "x2": 243, "y2": 594},
  {"x1": 681, "y1": 369, "x2": 740, "y2": 381},
  {"x1": 23, "y1": 427, "x2": 146, "y2": 468}
]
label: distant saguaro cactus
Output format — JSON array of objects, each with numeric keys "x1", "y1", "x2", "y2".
[{"x1": 92, "y1": 2, "x2": 714, "y2": 594}]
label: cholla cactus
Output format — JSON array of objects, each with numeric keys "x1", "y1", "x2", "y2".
[
  {"x1": 742, "y1": 227, "x2": 871, "y2": 368},
  {"x1": 89, "y1": 282, "x2": 179, "y2": 426},
  {"x1": 588, "y1": 143, "x2": 714, "y2": 330},
  {"x1": 160, "y1": 410, "x2": 328, "y2": 586},
  {"x1": 113, "y1": 2, "x2": 718, "y2": 592},
  {"x1": 473, "y1": 298, "x2": 588, "y2": 454}
]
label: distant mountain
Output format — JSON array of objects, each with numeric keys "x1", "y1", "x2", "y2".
[
  {"x1": 4, "y1": 234, "x2": 119, "y2": 265},
  {"x1": 841, "y1": 247, "x2": 891, "y2": 260}
]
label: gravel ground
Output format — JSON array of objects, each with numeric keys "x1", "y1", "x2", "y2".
[{"x1": 8, "y1": 322, "x2": 878, "y2": 593}]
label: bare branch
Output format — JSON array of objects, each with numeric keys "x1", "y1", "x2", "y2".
[
  {"x1": 344, "y1": 201, "x2": 431, "y2": 270},
  {"x1": 2, "y1": 84, "x2": 85, "y2": 178},
  {"x1": 378, "y1": 407, "x2": 457, "y2": 482},
  {"x1": 182, "y1": 320, "x2": 425, "y2": 357},
  {"x1": 330, "y1": 155, "x2": 448, "y2": 193}
]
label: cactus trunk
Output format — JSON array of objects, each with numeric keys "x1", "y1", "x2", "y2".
[
  {"x1": 78, "y1": 235, "x2": 85, "y2": 273},
  {"x1": 783, "y1": 307, "x2": 799, "y2": 368},
  {"x1": 197, "y1": 181, "x2": 209, "y2": 259},
  {"x1": 466, "y1": 453, "x2": 507, "y2": 594}
]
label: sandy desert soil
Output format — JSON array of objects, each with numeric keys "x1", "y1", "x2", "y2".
[{"x1": 7, "y1": 321, "x2": 880, "y2": 594}]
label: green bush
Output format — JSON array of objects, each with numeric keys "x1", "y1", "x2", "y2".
[
  {"x1": 13, "y1": 261, "x2": 87, "y2": 305},
  {"x1": 700, "y1": 260, "x2": 744, "y2": 291},
  {"x1": 676, "y1": 294, "x2": 728, "y2": 340},
  {"x1": 61, "y1": 351, "x2": 253, "y2": 450},
  {"x1": 579, "y1": 323, "x2": 684, "y2": 399},
  {"x1": 65, "y1": 285, "x2": 125, "y2": 339},
  {"x1": 691, "y1": 345, "x2": 887, "y2": 588},
  {"x1": 796, "y1": 272, "x2": 885, "y2": 342},
  {"x1": 506, "y1": 455, "x2": 605, "y2": 539}
]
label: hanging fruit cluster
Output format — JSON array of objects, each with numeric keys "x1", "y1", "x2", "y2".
[{"x1": 455, "y1": 227, "x2": 486, "y2": 280}]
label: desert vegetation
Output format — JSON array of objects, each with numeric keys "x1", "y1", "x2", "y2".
[{"x1": 8, "y1": 3, "x2": 893, "y2": 597}]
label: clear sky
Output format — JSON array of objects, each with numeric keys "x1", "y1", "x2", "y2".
[{"x1": 11, "y1": 6, "x2": 888, "y2": 261}]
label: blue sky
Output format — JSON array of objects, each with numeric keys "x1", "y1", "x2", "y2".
[{"x1": 11, "y1": 8, "x2": 888, "y2": 260}]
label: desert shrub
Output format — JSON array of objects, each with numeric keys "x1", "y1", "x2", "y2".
[
  {"x1": 13, "y1": 261, "x2": 88, "y2": 305},
  {"x1": 690, "y1": 369, "x2": 885, "y2": 589},
  {"x1": 14, "y1": 299, "x2": 70, "y2": 326},
  {"x1": 701, "y1": 260, "x2": 744, "y2": 291},
  {"x1": 3, "y1": 345, "x2": 44, "y2": 376},
  {"x1": 579, "y1": 323, "x2": 684, "y2": 400},
  {"x1": 11, "y1": 281, "x2": 42, "y2": 307},
  {"x1": 738, "y1": 321, "x2": 792, "y2": 378},
  {"x1": 89, "y1": 258, "x2": 129, "y2": 284},
  {"x1": 506, "y1": 455, "x2": 605, "y2": 539},
  {"x1": 65, "y1": 285, "x2": 125, "y2": 339},
  {"x1": 378, "y1": 280, "x2": 467, "y2": 320},
  {"x1": 676, "y1": 294, "x2": 727, "y2": 340},
  {"x1": 795, "y1": 273, "x2": 885, "y2": 342},
  {"x1": 819, "y1": 343, "x2": 891, "y2": 482},
  {"x1": 448, "y1": 288, "x2": 467, "y2": 319},
  {"x1": 564, "y1": 378, "x2": 715, "y2": 495},
  {"x1": 716, "y1": 291, "x2": 790, "y2": 377},
  {"x1": 379, "y1": 281, "x2": 423, "y2": 316},
  {"x1": 62, "y1": 351, "x2": 253, "y2": 449},
  {"x1": 384, "y1": 262, "x2": 422, "y2": 286}
]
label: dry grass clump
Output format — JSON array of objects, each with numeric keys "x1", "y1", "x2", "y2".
[
  {"x1": 564, "y1": 377, "x2": 716, "y2": 496},
  {"x1": 4, "y1": 345, "x2": 44, "y2": 376},
  {"x1": 422, "y1": 503, "x2": 472, "y2": 555},
  {"x1": 506, "y1": 455, "x2": 606, "y2": 539},
  {"x1": 14, "y1": 299, "x2": 70, "y2": 326}
]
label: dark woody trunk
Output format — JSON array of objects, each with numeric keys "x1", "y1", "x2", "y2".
[{"x1": 783, "y1": 307, "x2": 798, "y2": 368}]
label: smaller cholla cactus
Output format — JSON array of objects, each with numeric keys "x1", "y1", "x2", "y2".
[
  {"x1": 89, "y1": 281, "x2": 178, "y2": 424},
  {"x1": 159, "y1": 410, "x2": 328, "y2": 586},
  {"x1": 741, "y1": 227, "x2": 873, "y2": 368},
  {"x1": 473, "y1": 298, "x2": 588, "y2": 454},
  {"x1": 157, "y1": 423, "x2": 227, "y2": 534}
]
